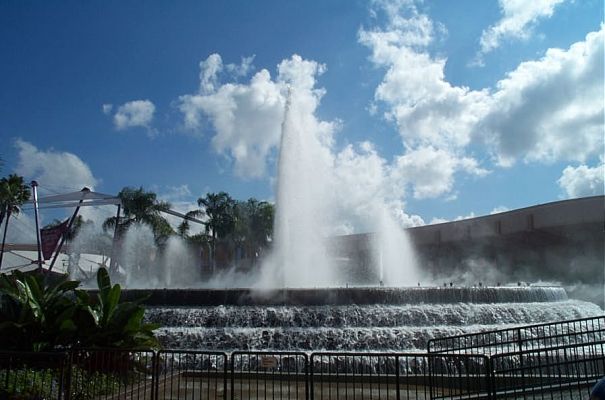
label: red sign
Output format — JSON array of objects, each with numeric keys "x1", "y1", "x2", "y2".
[{"x1": 40, "y1": 220, "x2": 69, "y2": 260}]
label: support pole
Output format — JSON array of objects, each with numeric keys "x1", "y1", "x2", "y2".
[
  {"x1": 31, "y1": 181, "x2": 43, "y2": 271},
  {"x1": 109, "y1": 204, "x2": 121, "y2": 273},
  {"x1": 0, "y1": 209, "x2": 10, "y2": 271},
  {"x1": 48, "y1": 188, "x2": 89, "y2": 274}
]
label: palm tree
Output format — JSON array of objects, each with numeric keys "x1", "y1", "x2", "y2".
[
  {"x1": 234, "y1": 198, "x2": 274, "y2": 261},
  {"x1": 197, "y1": 192, "x2": 236, "y2": 269},
  {"x1": 0, "y1": 174, "x2": 31, "y2": 270},
  {"x1": 103, "y1": 187, "x2": 174, "y2": 244}
]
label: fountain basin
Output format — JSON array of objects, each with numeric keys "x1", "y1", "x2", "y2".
[{"x1": 107, "y1": 286, "x2": 569, "y2": 306}]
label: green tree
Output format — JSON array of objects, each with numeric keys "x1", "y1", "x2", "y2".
[
  {"x1": 197, "y1": 192, "x2": 236, "y2": 268},
  {"x1": 0, "y1": 174, "x2": 31, "y2": 270},
  {"x1": 234, "y1": 198, "x2": 274, "y2": 260},
  {"x1": 103, "y1": 187, "x2": 174, "y2": 244}
]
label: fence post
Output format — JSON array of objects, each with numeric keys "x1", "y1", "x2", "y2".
[
  {"x1": 223, "y1": 352, "x2": 228, "y2": 400},
  {"x1": 428, "y1": 353, "x2": 434, "y2": 400},
  {"x1": 230, "y1": 353, "x2": 235, "y2": 400},
  {"x1": 486, "y1": 355, "x2": 495, "y2": 400},
  {"x1": 395, "y1": 355, "x2": 400, "y2": 400},
  {"x1": 62, "y1": 352, "x2": 72, "y2": 400},
  {"x1": 517, "y1": 327, "x2": 526, "y2": 391},
  {"x1": 151, "y1": 350, "x2": 158, "y2": 400},
  {"x1": 309, "y1": 354, "x2": 314, "y2": 400}
]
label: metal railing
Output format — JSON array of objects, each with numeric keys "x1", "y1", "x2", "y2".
[
  {"x1": 157, "y1": 349, "x2": 228, "y2": 400},
  {"x1": 0, "y1": 316, "x2": 603, "y2": 399},
  {"x1": 428, "y1": 315, "x2": 605, "y2": 399},
  {"x1": 232, "y1": 351, "x2": 308, "y2": 400},
  {"x1": 427, "y1": 315, "x2": 605, "y2": 355}
]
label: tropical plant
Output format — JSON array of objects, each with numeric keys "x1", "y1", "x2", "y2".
[
  {"x1": 0, "y1": 271, "x2": 80, "y2": 351},
  {"x1": 73, "y1": 267, "x2": 159, "y2": 349},
  {"x1": 0, "y1": 174, "x2": 31, "y2": 270},
  {"x1": 102, "y1": 187, "x2": 174, "y2": 245},
  {"x1": 0, "y1": 268, "x2": 159, "y2": 351},
  {"x1": 197, "y1": 191, "x2": 236, "y2": 266}
]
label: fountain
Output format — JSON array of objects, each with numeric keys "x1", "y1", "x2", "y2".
[{"x1": 99, "y1": 88, "x2": 603, "y2": 352}]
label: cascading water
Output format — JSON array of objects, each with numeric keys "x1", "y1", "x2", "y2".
[{"x1": 145, "y1": 289, "x2": 603, "y2": 351}]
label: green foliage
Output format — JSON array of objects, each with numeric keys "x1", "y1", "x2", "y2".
[
  {"x1": 0, "y1": 174, "x2": 31, "y2": 227},
  {"x1": 234, "y1": 198, "x2": 274, "y2": 253},
  {"x1": 0, "y1": 367, "x2": 60, "y2": 399},
  {"x1": 198, "y1": 191, "x2": 237, "y2": 241},
  {"x1": 0, "y1": 271, "x2": 80, "y2": 351},
  {"x1": 0, "y1": 366, "x2": 124, "y2": 400},
  {"x1": 69, "y1": 367, "x2": 122, "y2": 399},
  {"x1": 73, "y1": 268, "x2": 159, "y2": 349},
  {"x1": 0, "y1": 268, "x2": 159, "y2": 352},
  {"x1": 103, "y1": 186, "x2": 174, "y2": 244}
]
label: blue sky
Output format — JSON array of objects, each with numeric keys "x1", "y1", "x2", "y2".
[{"x1": 0, "y1": 0, "x2": 603, "y2": 236}]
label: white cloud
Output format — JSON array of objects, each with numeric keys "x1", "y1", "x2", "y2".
[
  {"x1": 14, "y1": 139, "x2": 98, "y2": 193},
  {"x1": 102, "y1": 104, "x2": 113, "y2": 115},
  {"x1": 361, "y1": 2, "x2": 603, "y2": 199},
  {"x1": 198, "y1": 53, "x2": 224, "y2": 94},
  {"x1": 490, "y1": 205, "x2": 510, "y2": 214},
  {"x1": 360, "y1": 2, "x2": 490, "y2": 150},
  {"x1": 113, "y1": 99, "x2": 156, "y2": 131},
  {"x1": 179, "y1": 54, "x2": 331, "y2": 179},
  {"x1": 226, "y1": 55, "x2": 256, "y2": 78},
  {"x1": 359, "y1": 1, "x2": 490, "y2": 199},
  {"x1": 394, "y1": 146, "x2": 488, "y2": 199},
  {"x1": 480, "y1": 27, "x2": 604, "y2": 166},
  {"x1": 429, "y1": 211, "x2": 477, "y2": 225},
  {"x1": 11, "y1": 139, "x2": 110, "y2": 230},
  {"x1": 558, "y1": 162, "x2": 605, "y2": 198},
  {"x1": 474, "y1": 0, "x2": 565, "y2": 65}
]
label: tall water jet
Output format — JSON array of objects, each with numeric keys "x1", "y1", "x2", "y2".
[
  {"x1": 121, "y1": 223, "x2": 158, "y2": 287},
  {"x1": 260, "y1": 88, "x2": 337, "y2": 287},
  {"x1": 373, "y1": 208, "x2": 420, "y2": 286},
  {"x1": 161, "y1": 236, "x2": 200, "y2": 288}
]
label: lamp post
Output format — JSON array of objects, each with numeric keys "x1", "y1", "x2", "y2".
[{"x1": 31, "y1": 181, "x2": 43, "y2": 271}]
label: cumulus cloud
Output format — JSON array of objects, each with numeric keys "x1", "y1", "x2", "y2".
[
  {"x1": 226, "y1": 55, "x2": 256, "y2": 78},
  {"x1": 360, "y1": 2, "x2": 489, "y2": 151},
  {"x1": 394, "y1": 146, "x2": 488, "y2": 199},
  {"x1": 102, "y1": 104, "x2": 113, "y2": 115},
  {"x1": 558, "y1": 162, "x2": 605, "y2": 198},
  {"x1": 10, "y1": 139, "x2": 111, "y2": 230},
  {"x1": 113, "y1": 99, "x2": 156, "y2": 131},
  {"x1": 178, "y1": 53, "x2": 330, "y2": 178},
  {"x1": 359, "y1": 1, "x2": 490, "y2": 199},
  {"x1": 473, "y1": 0, "x2": 565, "y2": 65},
  {"x1": 14, "y1": 139, "x2": 98, "y2": 192},
  {"x1": 480, "y1": 27, "x2": 604, "y2": 166},
  {"x1": 361, "y1": 1, "x2": 603, "y2": 199}
]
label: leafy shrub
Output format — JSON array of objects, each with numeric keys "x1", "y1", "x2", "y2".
[{"x1": 0, "y1": 268, "x2": 159, "y2": 351}]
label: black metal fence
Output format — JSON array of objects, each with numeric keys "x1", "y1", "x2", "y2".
[
  {"x1": 428, "y1": 315, "x2": 605, "y2": 399},
  {"x1": 0, "y1": 316, "x2": 603, "y2": 399},
  {"x1": 427, "y1": 315, "x2": 605, "y2": 355}
]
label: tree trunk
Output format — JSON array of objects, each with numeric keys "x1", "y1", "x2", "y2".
[{"x1": 0, "y1": 210, "x2": 11, "y2": 271}]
